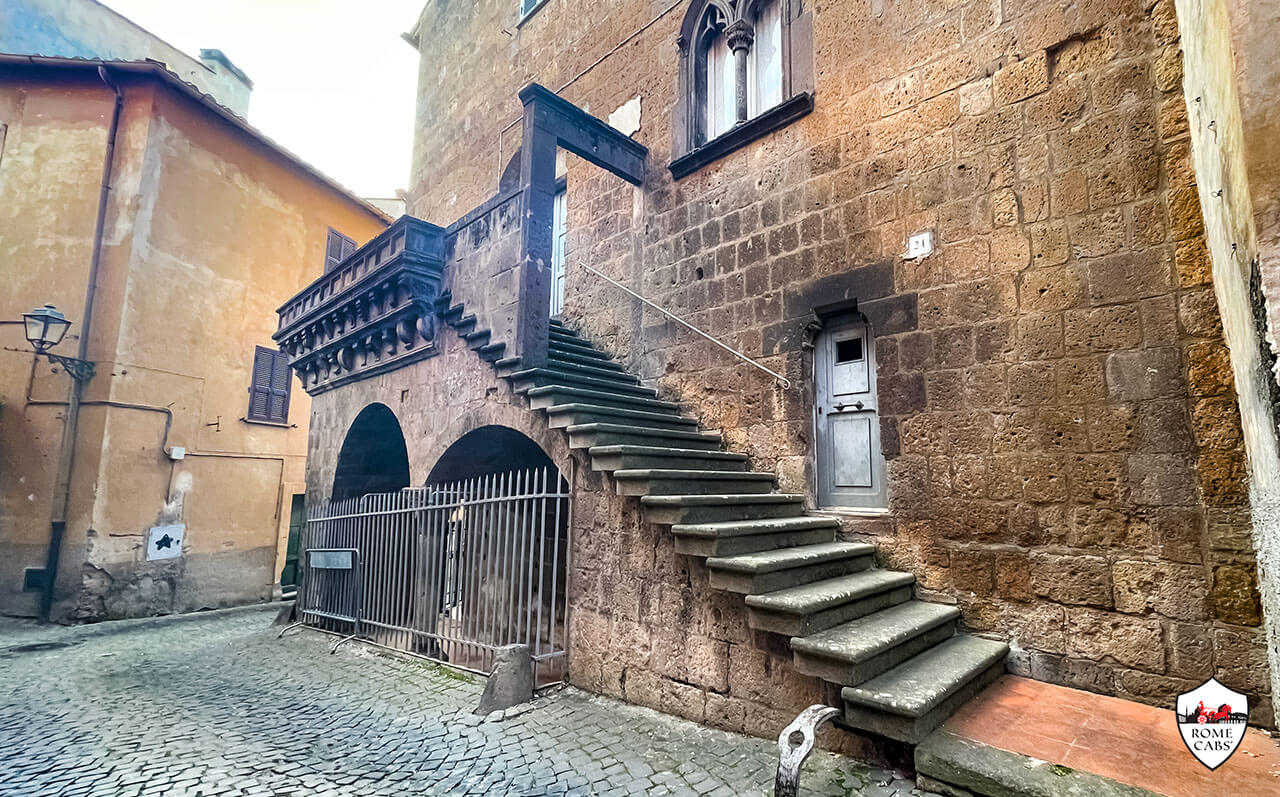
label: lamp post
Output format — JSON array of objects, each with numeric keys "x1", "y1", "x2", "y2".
[
  {"x1": 23, "y1": 304, "x2": 95, "y2": 382},
  {"x1": 18, "y1": 304, "x2": 96, "y2": 622}
]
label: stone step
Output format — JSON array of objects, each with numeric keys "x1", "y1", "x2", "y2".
[
  {"x1": 549, "y1": 327, "x2": 582, "y2": 343},
  {"x1": 641, "y1": 494, "x2": 808, "y2": 526},
  {"x1": 545, "y1": 403, "x2": 698, "y2": 432},
  {"x1": 549, "y1": 350, "x2": 626, "y2": 372},
  {"x1": 676, "y1": 527, "x2": 835, "y2": 557},
  {"x1": 588, "y1": 445, "x2": 749, "y2": 473},
  {"x1": 706, "y1": 542, "x2": 876, "y2": 594},
  {"x1": 841, "y1": 635, "x2": 1009, "y2": 744},
  {"x1": 526, "y1": 386, "x2": 679, "y2": 414},
  {"x1": 791, "y1": 601, "x2": 961, "y2": 686},
  {"x1": 453, "y1": 314, "x2": 478, "y2": 335},
  {"x1": 508, "y1": 368, "x2": 654, "y2": 397},
  {"x1": 477, "y1": 342, "x2": 506, "y2": 362},
  {"x1": 549, "y1": 318, "x2": 567, "y2": 328},
  {"x1": 567, "y1": 423, "x2": 724, "y2": 451},
  {"x1": 548, "y1": 337, "x2": 612, "y2": 360},
  {"x1": 540, "y1": 358, "x2": 637, "y2": 383},
  {"x1": 464, "y1": 328, "x2": 491, "y2": 347},
  {"x1": 670, "y1": 515, "x2": 837, "y2": 557},
  {"x1": 746, "y1": 569, "x2": 916, "y2": 636},
  {"x1": 612, "y1": 469, "x2": 777, "y2": 497}
]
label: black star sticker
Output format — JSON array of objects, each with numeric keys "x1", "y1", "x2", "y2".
[{"x1": 155, "y1": 534, "x2": 174, "y2": 550}]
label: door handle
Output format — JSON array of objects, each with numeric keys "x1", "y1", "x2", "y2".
[{"x1": 832, "y1": 401, "x2": 865, "y2": 412}]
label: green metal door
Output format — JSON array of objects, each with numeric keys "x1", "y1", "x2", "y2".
[{"x1": 281, "y1": 494, "x2": 305, "y2": 595}]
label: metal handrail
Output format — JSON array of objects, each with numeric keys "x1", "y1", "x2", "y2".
[{"x1": 578, "y1": 262, "x2": 793, "y2": 389}]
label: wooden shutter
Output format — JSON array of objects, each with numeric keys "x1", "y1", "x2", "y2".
[
  {"x1": 248, "y1": 346, "x2": 292, "y2": 424},
  {"x1": 268, "y1": 348, "x2": 291, "y2": 423},
  {"x1": 324, "y1": 228, "x2": 357, "y2": 272},
  {"x1": 248, "y1": 347, "x2": 273, "y2": 421}
]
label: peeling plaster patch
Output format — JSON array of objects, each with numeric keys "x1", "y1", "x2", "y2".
[
  {"x1": 608, "y1": 96, "x2": 642, "y2": 137},
  {"x1": 158, "y1": 470, "x2": 193, "y2": 525}
]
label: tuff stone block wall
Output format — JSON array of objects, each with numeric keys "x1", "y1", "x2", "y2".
[
  {"x1": 1171, "y1": 0, "x2": 1280, "y2": 720},
  {"x1": 445, "y1": 190, "x2": 526, "y2": 347},
  {"x1": 408, "y1": 0, "x2": 1273, "y2": 724},
  {"x1": 306, "y1": 327, "x2": 872, "y2": 755}
]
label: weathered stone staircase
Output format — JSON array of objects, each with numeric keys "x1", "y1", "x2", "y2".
[{"x1": 437, "y1": 294, "x2": 1008, "y2": 744}]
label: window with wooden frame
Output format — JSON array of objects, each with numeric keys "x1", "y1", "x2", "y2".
[
  {"x1": 324, "y1": 228, "x2": 357, "y2": 273},
  {"x1": 671, "y1": 0, "x2": 814, "y2": 178},
  {"x1": 247, "y1": 346, "x2": 292, "y2": 425}
]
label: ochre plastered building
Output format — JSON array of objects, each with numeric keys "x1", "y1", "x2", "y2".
[
  {"x1": 280, "y1": 0, "x2": 1280, "y2": 763},
  {"x1": 0, "y1": 56, "x2": 387, "y2": 621}
]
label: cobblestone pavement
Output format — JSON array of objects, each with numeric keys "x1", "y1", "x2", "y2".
[{"x1": 0, "y1": 605, "x2": 932, "y2": 796}]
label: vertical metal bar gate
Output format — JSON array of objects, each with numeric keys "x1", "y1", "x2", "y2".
[{"x1": 293, "y1": 466, "x2": 572, "y2": 685}]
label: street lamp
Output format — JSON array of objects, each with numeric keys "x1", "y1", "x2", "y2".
[{"x1": 22, "y1": 304, "x2": 95, "y2": 382}]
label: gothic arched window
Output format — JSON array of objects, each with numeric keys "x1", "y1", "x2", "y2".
[{"x1": 672, "y1": 0, "x2": 814, "y2": 178}]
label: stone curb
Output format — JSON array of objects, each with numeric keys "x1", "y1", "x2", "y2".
[
  {"x1": 915, "y1": 729, "x2": 1160, "y2": 797},
  {"x1": 0, "y1": 601, "x2": 283, "y2": 653}
]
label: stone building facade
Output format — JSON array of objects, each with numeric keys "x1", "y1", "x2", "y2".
[
  {"x1": 289, "y1": 0, "x2": 1278, "y2": 745},
  {"x1": 0, "y1": 57, "x2": 386, "y2": 621}
]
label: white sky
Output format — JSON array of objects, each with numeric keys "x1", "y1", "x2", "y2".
[{"x1": 101, "y1": 0, "x2": 424, "y2": 198}]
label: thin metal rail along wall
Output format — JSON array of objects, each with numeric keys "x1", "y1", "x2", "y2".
[{"x1": 291, "y1": 467, "x2": 572, "y2": 685}]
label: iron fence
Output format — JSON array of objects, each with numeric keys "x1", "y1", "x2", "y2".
[{"x1": 296, "y1": 467, "x2": 572, "y2": 685}]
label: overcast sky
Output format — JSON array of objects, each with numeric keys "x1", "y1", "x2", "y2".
[{"x1": 101, "y1": 0, "x2": 423, "y2": 198}]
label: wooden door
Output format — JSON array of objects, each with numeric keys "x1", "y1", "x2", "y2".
[{"x1": 815, "y1": 317, "x2": 886, "y2": 509}]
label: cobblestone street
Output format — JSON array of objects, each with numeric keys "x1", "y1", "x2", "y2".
[{"x1": 0, "y1": 605, "x2": 929, "y2": 796}]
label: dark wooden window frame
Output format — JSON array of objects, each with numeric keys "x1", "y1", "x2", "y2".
[
  {"x1": 246, "y1": 345, "x2": 292, "y2": 426},
  {"x1": 671, "y1": 0, "x2": 815, "y2": 179}
]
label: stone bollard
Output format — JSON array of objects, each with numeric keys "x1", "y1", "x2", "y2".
[
  {"x1": 475, "y1": 643, "x2": 534, "y2": 715},
  {"x1": 272, "y1": 601, "x2": 296, "y2": 626}
]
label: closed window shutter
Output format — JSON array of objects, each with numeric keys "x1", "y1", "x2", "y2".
[
  {"x1": 325, "y1": 228, "x2": 357, "y2": 272},
  {"x1": 248, "y1": 346, "x2": 292, "y2": 423},
  {"x1": 269, "y1": 348, "x2": 291, "y2": 423},
  {"x1": 248, "y1": 347, "x2": 273, "y2": 421}
]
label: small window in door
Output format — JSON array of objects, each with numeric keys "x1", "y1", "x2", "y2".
[{"x1": 836, "y1": 338, "x2": 864, "y2": 363}]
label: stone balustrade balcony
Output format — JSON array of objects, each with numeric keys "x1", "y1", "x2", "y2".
[{"x1": 274, "y1": 216, "x2": 446, "y2": 395}]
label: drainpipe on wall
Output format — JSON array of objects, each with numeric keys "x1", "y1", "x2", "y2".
[{"x1": 38, "y1": 67, "x2": 122, "y2": 622}]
